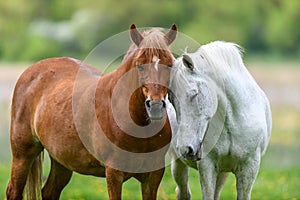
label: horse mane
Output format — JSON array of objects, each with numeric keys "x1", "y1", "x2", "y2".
[
  {"x1": 170, "y1": 41, "x2": 248, "y2": 95},
  {"x1": 197, "y1": 41, "x2": 247, "y2": 75},
  {"x1": 123, "y1": 28, "x2": 172, "y2": 63},
  {"x1": 139, "y1": 28, "x2": 169, "y2": 50}
]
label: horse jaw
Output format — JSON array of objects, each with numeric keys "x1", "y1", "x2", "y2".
[{"x1": 176, "y1": 116, "x2": 210, "y2": 161}]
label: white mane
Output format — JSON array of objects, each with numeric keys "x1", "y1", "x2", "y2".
[
  {"x1": 197, "y1": 41, "x2": 246, "y2": 73},
  {"x1": 170, "y1": 41, "x2": 253, "y2": 96}
]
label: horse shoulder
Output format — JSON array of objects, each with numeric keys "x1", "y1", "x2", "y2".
[{"x1": 222, "y1": 79, "x2": 271, "y2": 158}]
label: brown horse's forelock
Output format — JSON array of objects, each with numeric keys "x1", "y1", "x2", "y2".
[
  {"x1": 124, "y1": 28, "x2": 174, "y2": 65},
  {"x1": 138, "y1": 28, "x2": 173, "y2": 63}
]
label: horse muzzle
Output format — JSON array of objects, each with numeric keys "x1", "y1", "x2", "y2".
[
  {"x1": 178, "y1": 142, "x2": 202, "y2": 161},
  {"x1": 145, "y1": 99, "x2": 167, "y2": 120}
]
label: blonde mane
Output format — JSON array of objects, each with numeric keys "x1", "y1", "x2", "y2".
[{"x1": 123, "y1": 28, "x2": 172, "y2": 63}]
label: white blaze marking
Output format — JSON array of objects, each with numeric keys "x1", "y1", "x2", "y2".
[{"x1": 152, "y1": 56, "x2": 160, "y2": 71}]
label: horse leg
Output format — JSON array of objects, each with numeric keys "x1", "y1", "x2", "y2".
[
  {"x1": 171, "y1": 158, "x2": 191, "y2": 200},
  {"x1": 42, "y1": 157, "x2": 73, "y2": 200},
  {"x1": 140, "y1": 168, "x2": 165, "y2": 200},
  {"x1": 235, "y1": 154, "x2": 261, "y2": 200},
  {"x1": 6, "y1": 123, "x2": 43, "y2": 200},
  {"x1": 105, "y1": 167, "x2": 124, "y2": 200},
  {"x1": 198, "y1": 159, "x2": 217, "y2": 200},
  {"x1": 6, "y1": 157, "x2": 37, "y2": 200},
  {"x1": 214, "y1": 172, "x2": 228, "y2": 200}
]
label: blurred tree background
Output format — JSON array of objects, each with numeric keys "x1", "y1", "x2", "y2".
[{"x1": 0, "y1": 0, "x2": 299, "y2": 62}]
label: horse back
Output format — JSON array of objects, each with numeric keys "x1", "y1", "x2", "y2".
[
  {"x1": 10, "y1": 58, "x2": 105, "y2": 173},
  {"x1": 12, "y1": 58, "x2": 80, "y2": 122},
  {"x1": 12, "y1": 57, "x2": 101, "y2": 117}
]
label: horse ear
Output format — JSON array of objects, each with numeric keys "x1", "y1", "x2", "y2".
[
  {"x1": 130, "y1": 24, "x2": 144, "y2": 46},
  {"x1": 168, "y1": 90, "x2": 181, "y2": 122},
  {"x1": 182, "y1": 54, "x2": 194, "y2": 71},
  {"x1": 165, "y1": 24, "x2": 177, "y2": 45}
]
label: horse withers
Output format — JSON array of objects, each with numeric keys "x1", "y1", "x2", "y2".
[
  {"x1": 6, "y1": 24, "x2": 177, "y2": 200},
  {"x1": 167, "y1": 41, "x2": 272, "y2": 200}
]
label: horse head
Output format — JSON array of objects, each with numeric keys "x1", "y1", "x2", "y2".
[
  {"x1": 170, "y1": 53, "x2": 219, "y2": 160},
  {"x1": 130, "y1": 24, "x2": 177, "y2": 121}
]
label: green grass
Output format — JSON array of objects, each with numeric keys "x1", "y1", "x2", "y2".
[{"x1": 1, "y1": 155, "x2": 300, "y2": 199}]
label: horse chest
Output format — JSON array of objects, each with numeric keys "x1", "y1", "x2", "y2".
[
  {"x1": 211, "y1": 125, "x2": 261, "y2": 171},
  {"x1": 210, "y1": 132, "x2": 241, "y2": 172}
]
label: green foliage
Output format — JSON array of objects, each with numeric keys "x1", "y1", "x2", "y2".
[
  {"x1": 20, "y1": 36, "x2": 62, "y2": 61},
  {"x1": 0, "y1": 0, "x2": 299, "y2": 61},
  {"x1": 264, "y1": 0, "x2": 300, "y2": 54}
]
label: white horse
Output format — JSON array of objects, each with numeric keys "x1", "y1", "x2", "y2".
[{"x1": 167, "y1": 41, "x2": 272, "y2": 200}]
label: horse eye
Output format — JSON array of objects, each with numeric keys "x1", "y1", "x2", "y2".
[
  {"x1": 137, "y1": 65, "x2": 144, "y2": 71},
  {"x1": 190, "y1": 93, "x2": 198, "y2": 101},
  {"x1": 182, "y1": 57, "x2": 194, "y2": 71}
]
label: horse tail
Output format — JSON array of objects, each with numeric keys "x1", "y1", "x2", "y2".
[{"x1": 25, "y1": 151, "x2": 44, "y2": 200}]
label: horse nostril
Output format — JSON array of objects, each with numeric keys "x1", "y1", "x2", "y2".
[
  {"x1": 145, "y1": 99, "x2": 151, "y2": 108},
  {"x1": 180, "y1": 146, "x2": 194, "y2": 158},
  {"x1": 187, "y1": 146, "x2": 194, "y2": 156}
]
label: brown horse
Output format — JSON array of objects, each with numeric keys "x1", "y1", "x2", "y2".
[{"x1": 6, "y1": 24, "x2": 177, "y2": 200}]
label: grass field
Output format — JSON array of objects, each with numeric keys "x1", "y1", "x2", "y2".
[{"x1": 0, "y1": 62, "x2": 300, "y2": 199}]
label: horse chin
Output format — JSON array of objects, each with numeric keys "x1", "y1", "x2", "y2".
[
  {"x1": 182, "y1": 153, "x2": 201, "y2": 161},
  {"x1": 150, "y1": 117, "x2": 163, "y2": 121},
  {"x1": 196, "y1": 148, "x2": 202, "y2": 161},
  {"x1": 177, "y1": 142, "x2": 202, "y2": 161},
  {"x1": 148, "y1": 112, "x2": 166, "y2": 121},
  {"x1": 196, "y1": 143, "x2": 202, "y2": 160}
]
